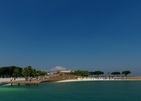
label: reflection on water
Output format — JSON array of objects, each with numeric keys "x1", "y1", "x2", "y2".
[{"x1": 2, "y1": 84, "x2": 17, "y2": 86}]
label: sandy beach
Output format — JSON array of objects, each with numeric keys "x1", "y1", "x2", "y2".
[
  {"x1": 1, "y1": 76, "x2": 141, "y2": 84},
  {"x1": 0, "y1": 78, "x2": 25, "y2": 84},
  {"x1": 56, "y1": 76, "x2": 141, "y2": 82}
]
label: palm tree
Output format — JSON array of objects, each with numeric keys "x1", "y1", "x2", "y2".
[{"x1": 22, "y1": 66, "x2": 34, "y2": 81}]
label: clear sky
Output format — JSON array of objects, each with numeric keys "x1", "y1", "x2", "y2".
[{"x1": 0, "y1": 0, "x2": 141, "y2": 75}]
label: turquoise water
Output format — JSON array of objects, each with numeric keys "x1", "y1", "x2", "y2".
[{"x1": 0, "y1": 81, "x2": 141, "y2": 101}]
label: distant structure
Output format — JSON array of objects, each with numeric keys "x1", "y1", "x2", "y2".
[
  {"x1": 59, "y1": 70, "x2": 71, "y2": 75},
  {"x1": 51, "y1": 70, "x2": 71, "y2": 77}
]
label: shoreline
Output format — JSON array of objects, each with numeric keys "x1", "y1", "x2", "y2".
[
  {"x1": 56, "y1": 78, "x2": 141, "y2": 83},
  {"x1": 56, "y1": 76, "x2": 141, "y2": 83},
  {"x1": 1, "y1": 76, "x2": 141, "y2": 84}
]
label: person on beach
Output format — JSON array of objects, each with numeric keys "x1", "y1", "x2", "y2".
[
  {"x1": 14, "y1": 77, "x2": 16, "y2": 81},
  {"x1": 29, "y1": 77, "x2": 32, "y2": 82},
  {"x1": 10, "y1": 77, "x2": 13, "y2": 82}
]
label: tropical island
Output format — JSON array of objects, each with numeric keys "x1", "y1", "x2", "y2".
[{"x1": 0, "y1": 66, "x2": 141, "y2": 85}]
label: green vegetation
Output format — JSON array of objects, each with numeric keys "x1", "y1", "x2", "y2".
[
  {"x1": 107, "y1": 72, "x2": 111, "y2": 79},
  {"x1": 70, "y1": 70, "x2": 89, "y2": 77},
  {"x1": 110, "y1": 70, "x2": 131, "y2": 77},
  {"x1": 0, "y1": 65, "x2": 132, "y2": 79},
  {"x1": 0, "y1": 66, "x2": 47, "y2": 79},
  {"x1": 71, "y1": 70, "x2": 131, "y2": 77},
  {"x1": 0, "y1": 66, "x2": 22, "y2": 78},
  {"x1": 22, "y1": 66, "x2": 47, "y2": 80},
  {"x1": 57, "y1": 70, "x2": 61, "y2": 74},
  {"x1": 13, "y1": 68, "x2": 22, "y2": 77},
  {"x1": 88, "y1": 71, "x2": 104, "y2": 77},
  {"x1": 111, "y1": 71, "x2": 121, "y2": 76},
  {"x1": 122, "y1": 70, "x2": 131, "y2": 76},
  {"x1": 93, "y1": 71, "x2": 104, "y2": 76}
]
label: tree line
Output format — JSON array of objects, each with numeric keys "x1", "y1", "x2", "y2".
[
  {"x1": 70, "y1": 70, "x2": 131, "y2": 77},
  {"x1": 0, "y1": 66, "x2": 131, "y2": 78},
  {"x1": 0, "y1": 66, "x2": 47, "y2": 78}
]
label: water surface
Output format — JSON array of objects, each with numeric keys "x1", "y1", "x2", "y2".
[{"x1": 0, "y1": 81, "x2": 141, "y2": 101}]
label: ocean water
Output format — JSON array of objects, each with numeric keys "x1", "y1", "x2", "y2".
[{"x1": 0, "y1": 81, "x2": 141, "y2": 101}]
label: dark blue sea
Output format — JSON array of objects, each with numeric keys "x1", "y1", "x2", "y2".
[{"x1": 0, "y1": 81, "x2": 141, "y2": 101}]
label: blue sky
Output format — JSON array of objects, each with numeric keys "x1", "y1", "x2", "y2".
[{"x1": 0, "y1": 0, "x2": 141, "y2": 75}]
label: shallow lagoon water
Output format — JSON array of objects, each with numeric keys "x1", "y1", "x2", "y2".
[{"x1": 0, "y1": 81, "x2": 141, "y2": 101}]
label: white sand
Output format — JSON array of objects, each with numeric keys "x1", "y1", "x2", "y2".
[
  {"x1": 0, "y1": 78, "x2": 25, "y2": 83},
  {"x1": 56, "y1": 77, "x2": 122, "y2": 83}
]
